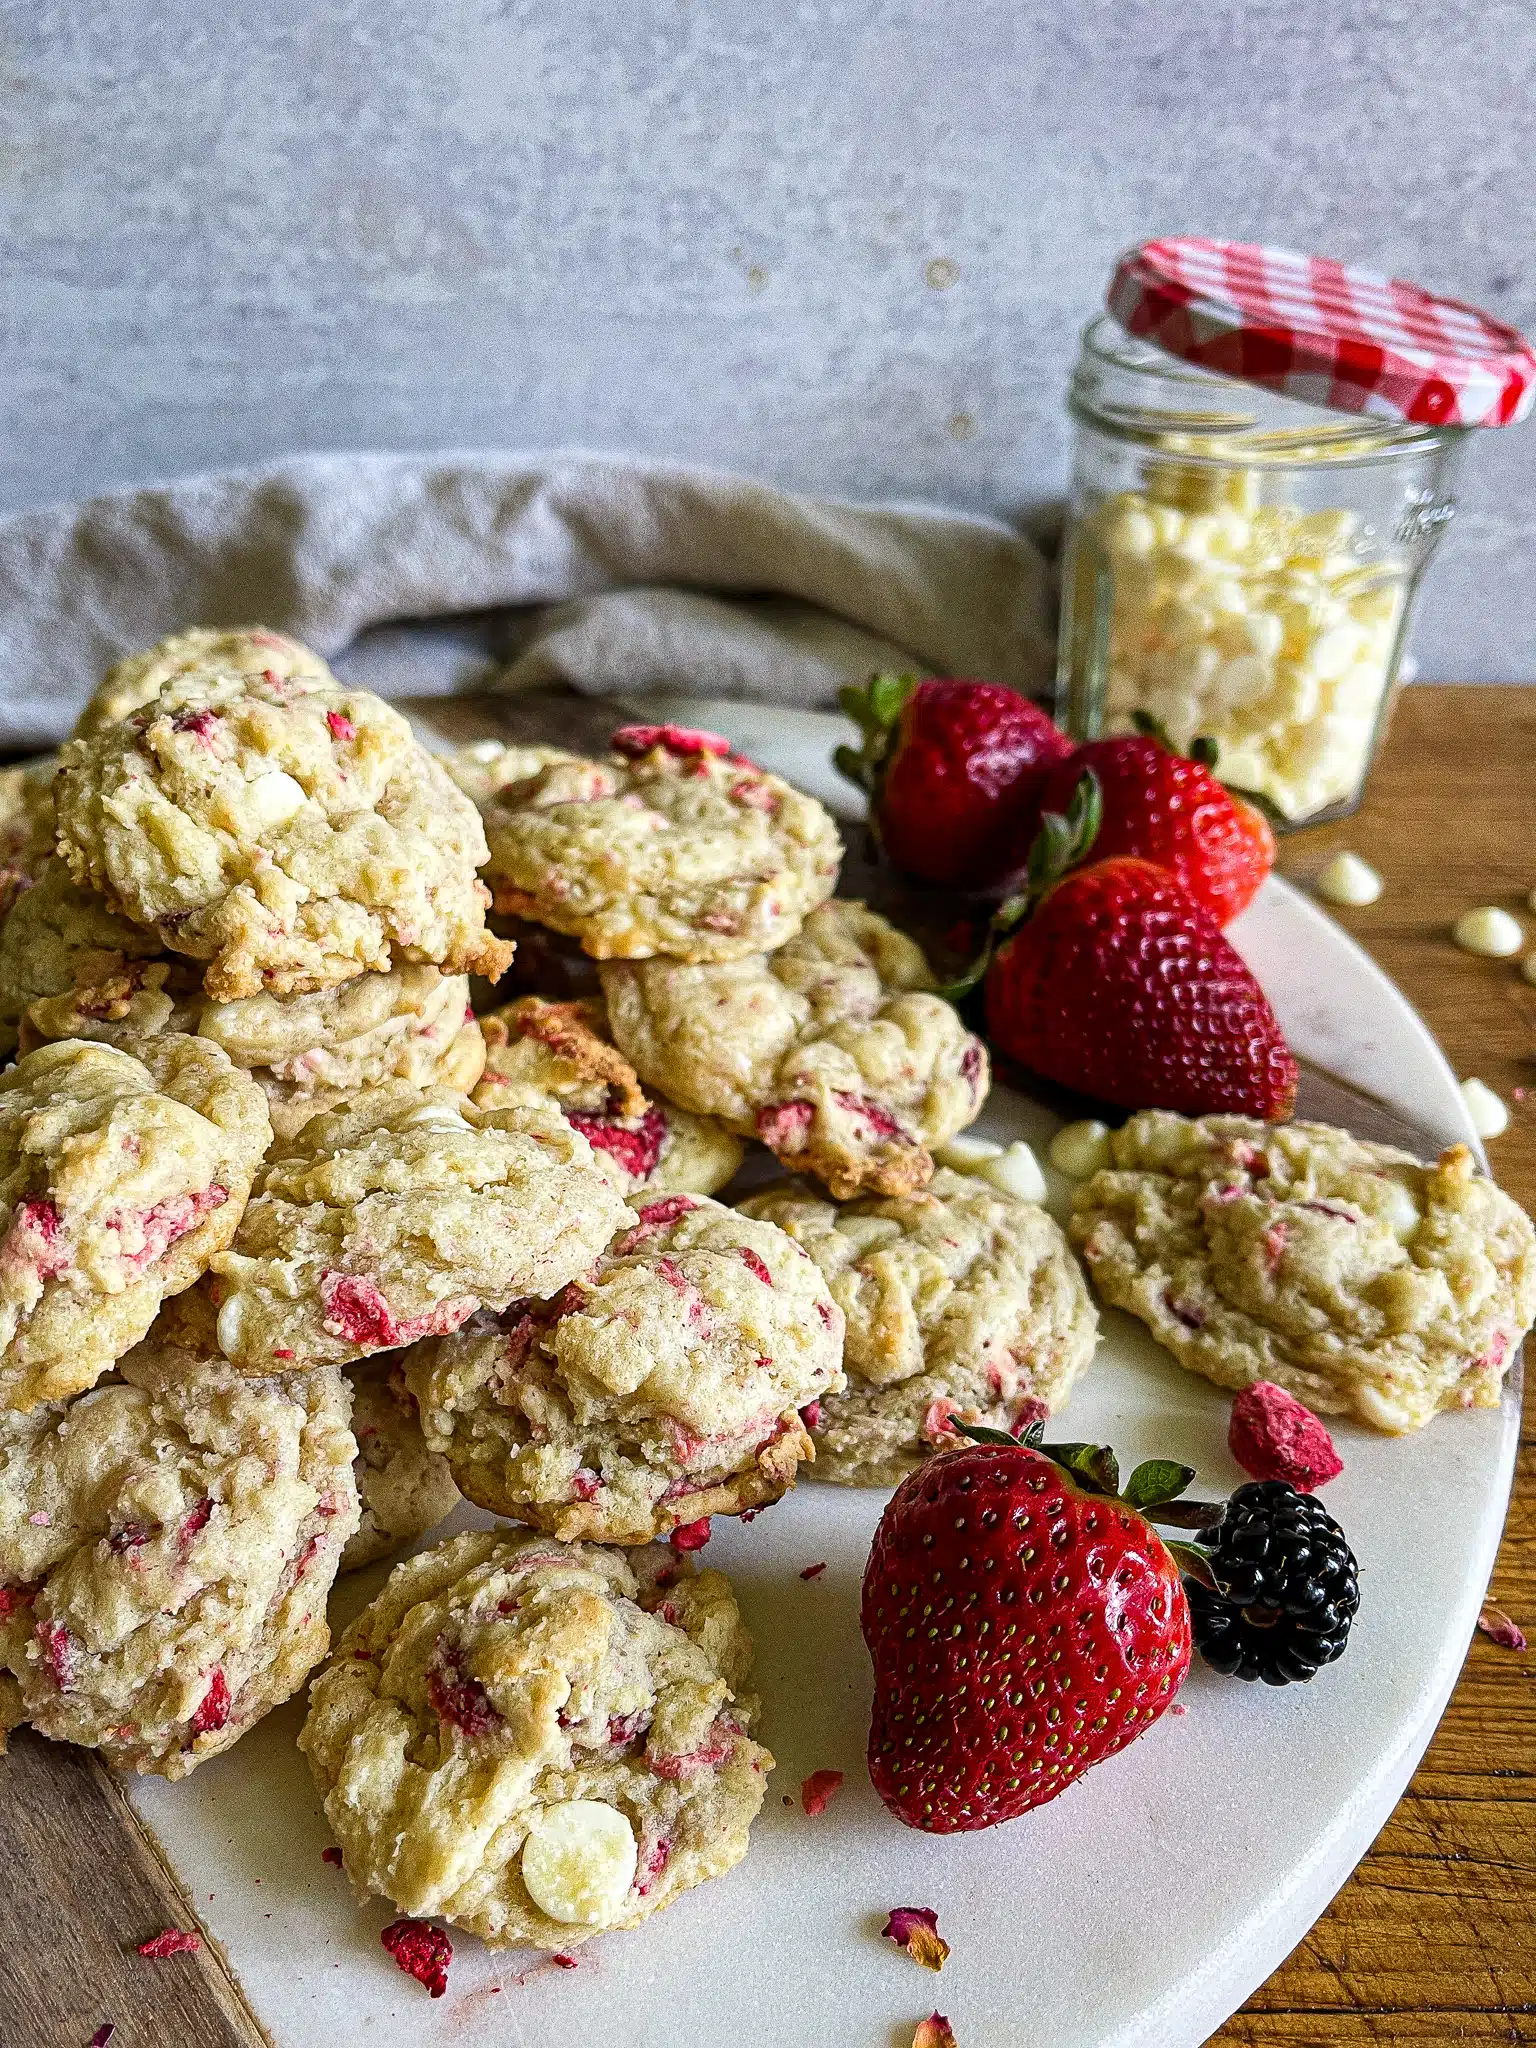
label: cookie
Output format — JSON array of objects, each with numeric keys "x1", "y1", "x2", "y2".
[
  {"x1": 0, "y1": 1325, "x2": 358, "y2": 1776},
  {"x1": 0, "y1": 1036, "x2": 272, "y2": 1412},
  {"x1": 54, "y1": 673, "x2": 514, "y2": 1002},
  {"x1": 75, "y1": 625, "x2": 335, "y2": 737},
  {"x1": 473, "y1": 996, "x2": 743, "y2": 1198},
  {"x1": 740, "y1": 1168, "x2": 1099, "y2": 1485},
  {"x1": 0, "y1": 755, "x2": 60, "y2": 923},
  {"x1": 404, "y1": 1193, "x2": 845, "y2": 1542},
  {"x1": 471, "y1": 725, "x2": 842, "y2": 962},
  {"x1": 208, "y1": 1083, "x2": 631, "y2": 1373},
  {"x1": 601, "y1": 900, "x2": 989, "y2": 1199},
  {"x1": 341, "y1": 1358, "x2": 461, "y2": 1573},
  {"x1": 1070, "y1": 1111, "x2": 1536, "y2": 1433},
  {"x1": 0, "y1": 858, "x2": 179, "y2": 1059},
  {"x1": 299, "y1": 1528, "x2": 771, "y2": 1947}
]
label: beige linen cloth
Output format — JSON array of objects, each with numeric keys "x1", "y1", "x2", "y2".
[{"x1": 0, "y1": 451, "x2": 1054, "y2": 747}]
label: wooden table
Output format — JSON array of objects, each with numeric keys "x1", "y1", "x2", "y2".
[{"x1": 3, "y1": 686, "x2": 1533, "y2": 2048}]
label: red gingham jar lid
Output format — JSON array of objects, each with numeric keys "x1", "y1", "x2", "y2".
[{"x1": 1107, "y1": 236, "x2": 1536, "y2": 428}]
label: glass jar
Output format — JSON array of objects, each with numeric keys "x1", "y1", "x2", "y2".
[{"x1": 1056, "y1": 315, "x2": 1465, "y2": 825}]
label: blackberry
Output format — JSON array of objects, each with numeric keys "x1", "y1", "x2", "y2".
[{"x1": 1185, "y1": 1479, "x2": 1359, "y2": 1685}]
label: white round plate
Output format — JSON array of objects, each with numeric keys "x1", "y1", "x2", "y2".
[{"x1": 129, "y1": 710, "x2": 1515, "y2": 2048}]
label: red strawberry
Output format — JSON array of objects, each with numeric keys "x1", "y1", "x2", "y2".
[
  {"x1": 984, "y1": 855, "x2": 1298, "y2": 1120},
  {"x1": 836, "y1": 675, "x2": 1072, "y2": 889},
  {"x1": 1037, "y1": 734, "x2": 1273, "y2": 926},
  {"x1": 862, "y1": 1426, "x2": 1199, "y2": 1831}
]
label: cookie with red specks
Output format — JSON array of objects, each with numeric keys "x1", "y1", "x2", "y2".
[
  {"x1": 1070, "y1": 1111, "x2": 1536, "y2": 1433},
  {"x1": 403, "y1": 1194, "x2": 844, "y2": 1543},
  {"x1": 0, "y1": 1324, "x2": 358, "y2": 1777},
  {"x1": 341, "y1": 1358, "x2": 461, "y2": 1574},
  {"x1": 472, "y1": 995, "x2": 743, "y2": 1199},
  {"x1": 0, "y1": 754, "x2": 60, "y2": 937},
  {"x1": 207, "y1": 1083, "x2": 630, "y2": 1375},
  {"x1": 0, "y1": 1035, "x2": 272, "y2": 1413},
  {"x1": 74, "y1": 624, "x2": 335, "y2": 738},
  {"x1": 299, "y1": 1528, "x2": 771, "y2": 1948},
  {"x1": 740, "y1": 1169, "x2": 1098, "y2": 1485},
  {"x1": 464, "y1": 727, "x2": 842, "y2": 962},
  {"x1": 53, "y1": 673, "x2": 514, "y2": 1002},
  {"x1": 600, "y1": 900, "x2": 989, "y2": 1200}
]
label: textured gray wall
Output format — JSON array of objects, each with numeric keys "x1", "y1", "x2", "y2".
[{"x1": 2, "y1": 1, "x2": 1533, "y2": 677}]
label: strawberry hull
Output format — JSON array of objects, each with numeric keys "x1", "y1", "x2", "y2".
[{"x1": 862, "y1": 1442, "x2": 1192, "y2": 1832}]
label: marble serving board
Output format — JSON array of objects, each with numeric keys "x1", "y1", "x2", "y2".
[{"x1": 128, "y1": 702, "x2": 1512, "y2": 2048}]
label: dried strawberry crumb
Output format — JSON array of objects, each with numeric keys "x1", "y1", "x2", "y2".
[
  {"x1": 1477, "y1": 1604, "x2": 1528, "y2": 1651},
  {"x1": 0, "y1": 1583, "x2": 34, "y2": 1619},
  {"x1": 36, "y1": 1617, "x2": 80, "y2": 1689},
  {"x1": 1011, "y1": 1395, "x2": 1050, "y2": 1433},
  {"x1": 137, "y1": 1929, "x2": 202, "y2": 1959},
  {"x1": 670, "y1": 1518, "x2": 711, "y2": 1552},
  {"x1": 815, "y1": 1301, "x2": 835, "y2": 1330},
  {"x1": 552, "y1": 1952, "x2": 579, "y2": 1969},
  {"x1": 179, "y1": 1496, "x2": 215, "y2": 1548},
  {"x1": 611, "y1": 722, "x2": 731, "y2": 760},
  {"x1": 568, "y1": 1104, "x2": 666, "y2": 1181},
  {"x1": 799, "y1": 1562, "x2": 827, "y2": 1581},
  {"x1": 569, "y1": 1468, "x2": 601, "y2": 1502},
  {"x1": 320, "y1": 1270, "x2": 401, "y2": 1348},
  {"x1": 735, "y1": 1245, "x2": 774, "y2": 1286},
  {"x1": 321, "y1": 1845, "x2": 344, "y2": 1867},
  {"x1": 190, "y1": 1668, "x2": 231, "y2": 1736},
  {"x1": 800, "y1": 1399, "x2": 823, "y2": 1428},
  {"x1": 380, "y1": 1918, "x2": 452, "y2": 1997},
  {"x1": 800, "y1": 1769, "x2": 844, "y2": 1816},
  {"x1": 832, "y1": 1090, "x2": 905, "y2": 1139},
  {"x1": 326, "y1": 710, "x2": 356, "y2": 742},
  {"x1": 426, "y1": 1640, "x2": 502, "y2": 1736},
  {"x1": 755, "y1": 1100, "x2": 814, "y2": 1150},
  {"x1": 88, "y1": 2027, "x2": 116, "y2": 2047},
  {"x1": 1228, "y1": 1381, "x2": 1342, "y2": 1492}
]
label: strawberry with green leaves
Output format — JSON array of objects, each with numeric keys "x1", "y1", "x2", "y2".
[
  {"x1": 836, "y1": 674, "x2": 1072, "y2": 890},
  {"x1": 861, "y1": 1420, "x2": 1218, "y2": 1832}
]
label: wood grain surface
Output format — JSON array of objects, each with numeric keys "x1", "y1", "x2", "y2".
[{"x1": 1, "y1": 685, "x2": 1531, "y2": 2048}]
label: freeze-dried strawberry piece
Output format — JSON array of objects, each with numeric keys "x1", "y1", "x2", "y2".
[
  {"x1": 326, "y1": 711, "x2": 356, "y2": 742},
  {"x1": 882, "y1": 1906, "x2": 950, "y2": 1972},
  {"x1": 426, "y1": 1640, "x2": 502, "y2": 1737},
  {"x1": 137, "y1": 1929, "x2": 202, "y2": 1959},
  {"x1": 800, "y1": 1396, "x2": 824, "y2": 1425},
  {"x1": 1477, "y1": 1603, "x2": 1528, "y2": 1651},
  {"x1": 321, "y1": 1845, "x2": 344, "y2": 1867},
  {"x1": 320, "y1": 1271, "x2": 401, "y2": 1348},
  {"x1": 833, "y1": 1091, "x2": 905, "y2": 1140},
  {"x1": 755, "y1": 1100, "x2": 814, "y2": 1151},
  {"x1": 913, "y1": 2014, "x2": 958, "y2": 2048},
  {"x1": 568, "y1": 1104, "x2": 666, "y2": 1182},
  {"x1": 800, "y1": 1562, "x2": 827, "y2": 1581},
  {"x1": 179, "y1": 1496, "x2": 215, "y2": 1550},
  {"x1": 1228, "y1": 1381, "x2": 1342, "y2": 1492},
  {"x1": 569, "y1": 1468, "x2": 601, "y2": 1503},
  {"x1": 0, "y1": 1583, "x2": 35, "y2": 1619},
  {"x1": 551, "y1": 1952, "x2": 579, "y2": 1969},
  {"x1": 648, "y1": 1713, "x2": 740, "y2": 1779},
  {"x1": 669, "y1": 1518, "x2": 711, "y2": 1552},
  {"x1": 613, "y1": 1194, "x2": 700, "y2": 1255},
  {"x1": 380, "y1": 1918, "x2": 452, "y2": 1998},
  {"x1": 611, "y1": 723, "x2": 732, "y2": 760},
  {"x1": 5, "y1": 1196, "x2": 68, "y2": 1277},
  {"x1": 800, "y1": 1769, "x2": 844, "y2": 1815},
  {"x1": 190, "y1": 1669, "x2": 231, "y2": 1736},
  {"x1": 88, "y1": 2027, "x2": 116, "y2": 2047},
  {"x1": 36, "y1": 1618, "x2": 80, "y2": 1689},
  {"x1": 735, "y1": 1246, "x2": 773, "y2": 1286},
  {"x1": 111, "y1": 1184, "x2": 228, "y2": 1269}
]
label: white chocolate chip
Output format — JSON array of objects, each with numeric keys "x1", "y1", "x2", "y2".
[
  {"x1": 933, "y1": 1134, "x2": 1005, "y2": 1170},
  {"x1": 520, "y1": 1800, "x2": 638, "y2": 1925},
  {"x1": 215, "y1": 1291, "x2": 244, "y2": 1355},
  {"x1": 1374, "y1": 1179, "x2": 1422, "y2": 1243},
  {"x1": 1461, "y1": 1077, "x2": 1510, "y2": 1140},
  {"x1": 1353, "y1": 1384, "x2": 1414, "y2": 1435},
  {"x1": 245, "y1": 769, "x2": 308, "y2": 828},
  {"x1": 1316, "y1": 851, "x2": 1383, "y2": 908},
  {"x1": 1048, "y1": 1119, "x2": 1113, "y2": 1179},
  {"x1": 466, "y1": 738, "x2": 505, "y2": 762},
  {"x1": 974, "y1": 1140, "x2": 1047, "y2": 1204},
  {"x1": 1452, "y1": 907, "x2": 1524, "y2": 958},
  {"x1": 401, "y1": 1103, "x2": 472, "y2": 1131}
]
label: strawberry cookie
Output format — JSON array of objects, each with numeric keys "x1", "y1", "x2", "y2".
[
  {"x1": 341, "y1": 1359, "x2": 461, "y2": 1574},
  {"x1": 74, "y1": 624, "x2": 335, "y2": 738},
  {"x1": 1071, "y1": 1111, "x2": 1536, "y2": 1432},
  {"x1": 473, "y1": 995, "x2": 743, "y2": 1199},
  {"x1": 0, "y1": 754, "x2": 60, "y2": 923},
  {"x1": 0, "y1": 858, "x2": 177, "y2": 1058},
  {"x1": 299, "y1": 1528, "x2": 771, "y2": 1948},
  {"x1": 601, "y1": 900, "x2": 989, "y2": 1200},
  {"x1": 740, "y1": 1169, "x2": 1097, "y2": 1485},
  {"x1": 0, "y1": 1036, "x2": 271, "y2": 1412},
  {"x1": 208, "y1": 1084, "x2": 630, "y2": 1374},
  {"x1": 53, "y1": 673, "x2": 513, "y2": 1002},
  {"x1": 403, "y1": 1194, "x2": 845, "y2": 1542},
  {"x1": 472, "y1": 725, "x2": 842, "y2": 962},
  {"x1": 0, "y1": 1323, "x2": 358, "y2": 1776}
]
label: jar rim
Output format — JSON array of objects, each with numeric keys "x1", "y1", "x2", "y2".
[{"x1": 1073, "y1": 314, "x2": 1462, "y2": 462}]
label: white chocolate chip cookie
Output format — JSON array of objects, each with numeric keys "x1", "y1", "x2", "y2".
[
  {"x1": 341, "y1": 1358, "x2": 461, "y2": 1574},
  {"x1": 1070, "y1": 1111, "x2": 1536, "y2": 1433},
  {"x1": 0, "y1": 858, "x2": 181, "y2": 1058},
  {"x1": 0, "y1": 1325, "x2": 358, "y2": 1776},
  {"x1": 0, "y1": 1037, "x2": 272, "y2": 1412},
  {"x1": 404, "y1": 1193, "x2": 845, "y2": 1542},
  {"x1": 54, "y1": 674, "x2": 514, "y2": 1002},
  {"x1": 601, "y1": 900, "x2": 989, "y2": 1199},
  {"x1": 299, "y1": 1528, "x2": 771, "y2": 1948},
  {"x1": 740, "y1": 1169, "x2": 1098, "y2": 1485},
  {"x1": 75, "y1": 625, "x2": 335, "y2": 738},
  {"x1": 208, "y1": 1084, "x2": 630, "y2": 1374},
  {"x1": 473, "y1": 995, "x2": 743, "y2": 1199},
  {"x1": 0, "y1": 754, "x2": 59, "y2": 925},
  {"x1": 473, "y1": 724, "x2": 842, "y2": 962}
]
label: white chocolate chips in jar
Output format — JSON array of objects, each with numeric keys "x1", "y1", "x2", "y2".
[{"x1": 1089, "y1": 472, "x2": 1405, "y2": 824}]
